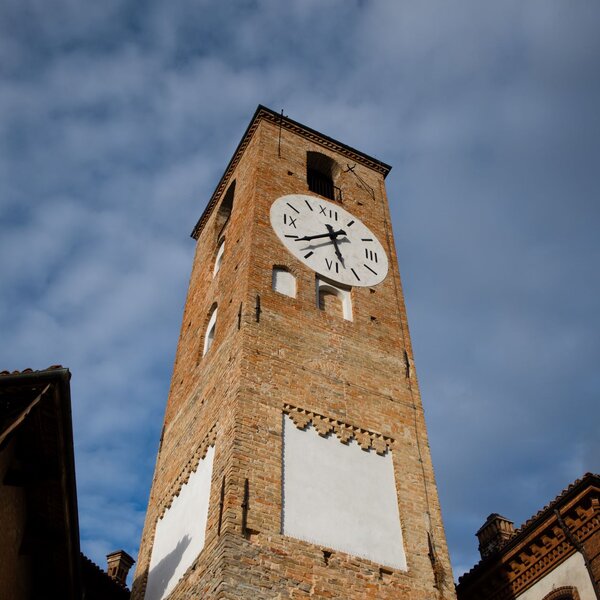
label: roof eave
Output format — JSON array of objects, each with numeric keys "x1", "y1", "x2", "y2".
[
  {"x1": 0, "y1": 367, "x2": 82, "y2": 599},
  {"x1": 457, "y1": 472, "x2": 600, "y2": 587},
  {"x1": 190, "y1": 104, "x2": 392, "y2": 240}
]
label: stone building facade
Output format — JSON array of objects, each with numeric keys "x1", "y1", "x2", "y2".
[{"x1": 132, "y1": 106, "x2": 456, "y2": 599}]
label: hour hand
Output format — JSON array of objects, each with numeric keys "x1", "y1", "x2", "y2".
[{"x1": 325, "y1": 224, "x2": 347, "y2": 238}]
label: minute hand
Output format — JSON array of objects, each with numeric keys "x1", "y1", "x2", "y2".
[
  {"x1": 295, "y1": 229, "x2": 346, "y2": 242},
  {"x1": 326, "y1": 224, "x2": 345, "y2": 263}
]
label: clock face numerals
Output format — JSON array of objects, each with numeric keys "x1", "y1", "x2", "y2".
[{"x1": 270, "y1": 194, "x2": 389, "y2": 287}]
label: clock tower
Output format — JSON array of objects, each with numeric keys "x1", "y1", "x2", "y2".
[{"x1": 132, "y1": 106, "x2": 456, "y2": 599}]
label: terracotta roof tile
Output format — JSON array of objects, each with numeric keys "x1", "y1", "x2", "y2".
[
  {"x1": 510, "y1": 472, "x2": 596, "y2": 537},
  {"x1": 458, "y1": 472, "x2": 600, "y2": 583},
  {"x1": 0, "y1": 365, "x2": 64, "y2": 376},
  {"x1": 80, "y1": 553, "x2": 130, "y2": 597}
]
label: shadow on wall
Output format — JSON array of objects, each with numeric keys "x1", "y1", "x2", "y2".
[{"x1": 139, "y1": 534, "x2": 192, "y2": 600}]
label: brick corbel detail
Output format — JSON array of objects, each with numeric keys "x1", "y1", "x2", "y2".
[
  {"x1": 157, "y1": 424, "x2": 218, "y2": 519},
  {"x1": 542, "y1": 587, "x2": 581, "y2": 600},
  {"x1": 283, "y1": 404, "x2": 393, "y2": 454},
  {"x1": 478, "y1": 499, "x2": 599, "y2": 600},
  {"x1": 133, "y1": 425, "x2": 218, "y2": 600}
]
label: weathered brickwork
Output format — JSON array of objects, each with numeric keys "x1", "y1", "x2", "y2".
[{"x1": 132, "y1": 107, "x2": 456, "y2": 599}]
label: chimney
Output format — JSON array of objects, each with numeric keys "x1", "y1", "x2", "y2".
[
  {"x1": 476, "y1": 514, "x2": 515, "y2": 559},
  {"x1": 106, "y1": 550, "x2": 135, "y2": 586}
]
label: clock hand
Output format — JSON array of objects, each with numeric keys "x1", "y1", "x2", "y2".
[
  {"x1": 332, "y1": 238, "x2": 344, "y2": 263},
  {"x1": 295, "y1": 229, "x2": 346, "y2": 242},
  {"x1": 326, "y1": 224, "x2": 345, "y2": 264}
]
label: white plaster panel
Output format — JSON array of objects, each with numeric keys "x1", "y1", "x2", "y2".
[
  {"x1": 516, "y1": 552, "x2": 595, "y2": 600},
  {"x1": 272, "y1": 268, "x2": 297, "y2": 297},
  {"x1": 145, "y1": 445, "x2": 215, "y2": 600},
  {"x1": 282, "y1": 415, "x2": 407, "y2": 570}
]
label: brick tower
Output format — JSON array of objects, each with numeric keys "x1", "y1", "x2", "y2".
[{"x1": 132, "y1": 106, "x2": 456, "y2": 599}]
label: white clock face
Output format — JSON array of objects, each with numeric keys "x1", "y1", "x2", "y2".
[{"x1": 270, "y1": 194, "x2": 388, "y2": 287}]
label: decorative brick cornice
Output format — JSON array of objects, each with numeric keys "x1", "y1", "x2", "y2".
[
  {"x1": 478, "y1": 518, "x2": 591, "y2": 600},
  {"x1": 456, "y1": 473, "x2": 600, "y2": 600},
  {"x1": 133, "y1": 425, "x2": 218, "y2": 600},
  {"x1": 191, "y1": 105, "x2": 391, "y2": 240},
  {"x1": 157, "y1": 424, "x2": 217, "y2": 519},
  {"x1": 283, "y1": 404, "x2": 393, "y2": 455},
  {"x1": 267, "y1": 109, "x2": 391, "y2": 177},
  {"x1": 513, "y1": 474, "x2": 599, "y2": 537}
]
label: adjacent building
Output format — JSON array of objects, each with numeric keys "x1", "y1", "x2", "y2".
[
  {"x1": 456, "y1": 473, "x2": 600, "y2": 600},
  {"x1": 0, "y1": 366, "x2": 134, "y2": 599}
]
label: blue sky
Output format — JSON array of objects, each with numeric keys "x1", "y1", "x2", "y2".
[{"x1": 1, "y1": 0, "x2": 599, "y2": 582}]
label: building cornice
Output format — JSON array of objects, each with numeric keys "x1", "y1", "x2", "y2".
[
  {"x1": 191, "y1": 105, "x2": 392, "y2": 240},
  {"x1": 284, "y1": 403, "x2": 394, "y2": 455}
]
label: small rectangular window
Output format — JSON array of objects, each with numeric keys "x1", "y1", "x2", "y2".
[
  {"x1": 316, "y1": 277, "x2": 352, "y2": 321},
  {"x1": 272, "y1": 268, "x2": 296, "y2": 298}
]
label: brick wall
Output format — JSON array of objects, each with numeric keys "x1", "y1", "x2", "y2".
[{"x1": 132, "y1": 114, "x2": 456, "y2": 599}]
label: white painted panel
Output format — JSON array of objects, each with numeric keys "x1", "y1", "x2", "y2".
[
  {"x1": 282, "y1": 415, "x2": 406, "y2": 570},
  {"x1": 516, "y1": 552, "x2": 595, "y2": 600},
  {"x1": 272, "y1": 268, "x2": 296, "y2": 298},
  {"x1": 145, "y1": 446, "x2": 215, "y2": 600}
]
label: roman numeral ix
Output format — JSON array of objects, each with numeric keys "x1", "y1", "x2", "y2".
[{"x1": 283, "y1": 214, "x2": 297, "y2": 228}]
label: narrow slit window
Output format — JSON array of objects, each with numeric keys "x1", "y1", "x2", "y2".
[
  {"x1": 216, "y1": 180, "x2": 235, "y2": 233},
  {"x1": 203, "y1": 305, "x2": 218, "y2": 355},
  {"x1": 213, "y1": 240, "x2": 225, "y2": 277}
]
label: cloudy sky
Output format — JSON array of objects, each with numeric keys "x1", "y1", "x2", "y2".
[{"x1": 2, "y1": 0, "x2": 599, "y2": 583}]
